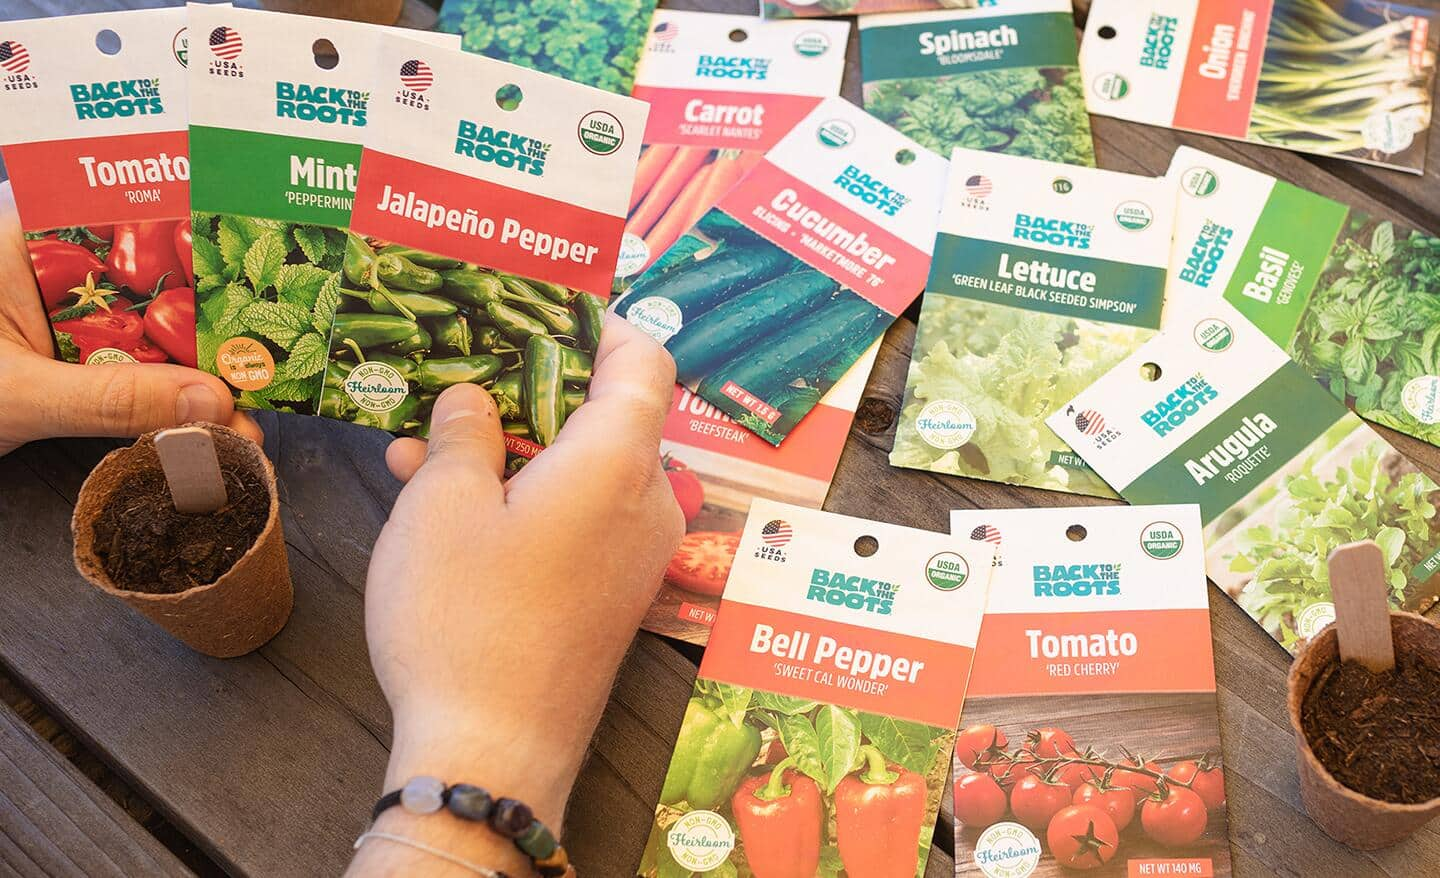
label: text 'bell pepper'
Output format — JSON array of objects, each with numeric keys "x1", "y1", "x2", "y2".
[
  {"x1": 731, "y1": 759, "x2": 821, "y2": 878},
  {"x1": 834, "y1": 745, "x2": 928, "y2": 878},
  {"x1": 658, "y1": 695, "x2": 761, "y2": 811}
]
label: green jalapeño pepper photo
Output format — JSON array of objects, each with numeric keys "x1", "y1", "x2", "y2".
[
  {"x1": 487, "y1": 301, "x2": 548, "y2": 344},
  {"x1": 343, "y1": 232, "x2": 378, "y2": 288},
  {"x1": 340, "y1": 286, "x2": 457, "y2": 319},
  {"x1": 523, "y1": 335, "x2": 568, "y2": 446},
  {"x1": 375, "y1": 252, "x2": 444, "y2": 293},
  {"x1": 378, "y1": 244, "x2": 463, "y2": 271},
  {"x1": 439, "y1": 268, "x2": 507, "y2": 309},
  {"x1": 834, "y1": 746, "x2": 928, "y2": 878},
  {"x1": 416, "y1": 355, "x2": 503, "y2": 392},
  {"x1": 658, "y1": 696, "x2": 762, "y2": 810},
  {"x1": 362, "y1": 352, "x2": 420, "y2": 384},
  {"x1": 352, "y1": 394, "x2": 422, "y2": 433},
  {"x1": 332, "y1": 313, "x2": 422, "y2": 350},
  {"x1": 378, "y1": 323, "x2": 433, "y2": 358},
  {"x1": 424, "y1": 314, "x2": 473, "y2": 357},
  {"x1": 732, "y1": 760, "x2": 822, "y2": 878},
  {"x1": 490, "y1": 370, "x2": 524, "y2": 420}
]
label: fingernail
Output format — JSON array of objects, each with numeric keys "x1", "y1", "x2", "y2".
[{"x1": 176, "y1": 383, "x2": 224, "y2": 425}]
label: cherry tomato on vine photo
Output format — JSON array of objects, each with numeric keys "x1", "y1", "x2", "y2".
[
  {"x1": 1026, "y1": 727, "x2": 1077, "y2": 758},
  {"x1": 1168, "y1": 760, "x2": 1226, "y2": 810},
  {"x1": 1009, "y1": 772, "x2": 1071, "y2": 831},
  {"x1": 1073, "y1": 780, "x2": 1136, "y2": 831},
  {"x1": 1053, "y1": 758, "x2": 1100, "y2": 792},
  {"x1": 1141, "y1": 785, "x2": 1209, "y2": 847},
  {"x1": 953, "y1": 772, "x2": 1008, "y2": 828},
  {"x1": 955, "y1": 724, "x2": 1008, "y2": 769},
  {"x1": 988, "y1": 749, "x2": 1039, "y2": 790},
  {"x1": 1113, "y1": 756, "x2": 1163, "y2": 796},
  {"x1": 1047, "y1": 805, "x2": 1118, "y2": 870}
]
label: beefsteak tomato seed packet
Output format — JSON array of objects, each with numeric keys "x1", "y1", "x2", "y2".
[
  {"x1": 859, "y1": 0, "x2": 1095, "y2": 167},
  {"x1": 1080, "y1": 0, "x2": 1438, "y2": 175},
  {"x1": 614, "y1": 97, "x2": 946, "y2": 447},
  {"x1": 890, "y1": 149, "x2": 1174, "y2": 498},
  {"x1": 0, "y1": 8, "x2": 197, "y2": 368},
  {"x1": 948, "y1": 505, "x2": 1232, "y2": 877},
  {"x1": 1047, "y1": 296, "x2": 1440, "y2": 654},
  {"x1": 318, "y1": 34, "x2": 647, "y2": 462},
  {"x1": 186, "y1": 4, "x2": 458, "y2": 415},
  {"x1": 765, "y1": 0, "x2": 986, "y2": 19},
  {"x1": 617, "y1": 8, "x2": 850, "y2": 291},
  {"x1": 1166, "y1": 146, "x2": 1440, "y2": 449},
  {"x1": 644, "y1": 341, "x2": 881, "y2": 644},
  {"x1": 639, "y1": 500, "x2": 995, "y2": 878}
]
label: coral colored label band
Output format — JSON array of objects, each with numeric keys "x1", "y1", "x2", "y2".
[
  {"x1": 1172, "y1": 0, "x2": 1271, "y2": 137},
  {"x1": 632, "y1": 86, "x2": 823, "y2": 152},
  {"x1": 3, "y1": 131, "x2": 190, "y2": 230}
]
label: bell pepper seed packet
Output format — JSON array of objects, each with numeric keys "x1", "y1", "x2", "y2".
[
  {"x1": 1166, "y1": 145, "x2": 1440, "y2": 449},
  {"x1": 436, "y1": 0, "x2": 658, "y2": 96},
  {"x1": 644, "y1": 341, "x2": 881, "y2": 644},
  {"x1": 615, "y1": 97, "x2": 947, "y2": 447},
  {"x1": 765, "y1": 0, "x2": 988, "y2": 19},
  {"x1": 891, "y1": 148, "x2": 1174, "y2": 498},
  {"x1": 1080, "y1": 0, "x2": 1438, "y2": 174},
  {"x1": 1047, "y1": 296, "x2": 1440, "y2": 653},
  {"x1": 949, "y1": 505, "x2": 1232, "y2": 877},
  {"x1": 186, "y1": 4, "x2": 458, "y2": 414},
  {"x1": 0, "y1": 8, "x2": 197, "y2": 368},
  {"x1": 860, "y1": 0, "x2": 1095, "y2": 167},
  {"x1": 639, "y1": 500, "x2": 995, "y2": 878},
  {"x1": 617, "y1": 8, "x2": 850, "y2": 291},
  {"x1": 316, "y1": 34, "x2": 647, "y2": 462}
]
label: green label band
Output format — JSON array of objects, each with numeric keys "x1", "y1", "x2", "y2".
[
  {"x1": 190, "y1": 125, "x2": 363, "y2": 227},
  {"x1": 860, "y1": 13, "x2": 1078, "y2": 83}
]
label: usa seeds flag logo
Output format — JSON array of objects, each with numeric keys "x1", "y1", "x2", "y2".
[
  {"x1": 0, "y1": 40, "x2": 30, "y2": 75},
  {"x1": 969, "y1": 525, "x2": 1002, "y2": 547},
  {"x1": 399, "y1": 59, "x2": 432, "y2": 92},
  {"x1": 1075, "y1": 409, "x2": 1106, "y2": 435},
  {"x1": 965, "y1": 175, "x2": 992, "y2": 198},
  {"x1": 208, "y1": 27, "x2": 242, "y2": 60},
  {"x1": 761, "y1": 520, "x2": 792, "y2": 547}
]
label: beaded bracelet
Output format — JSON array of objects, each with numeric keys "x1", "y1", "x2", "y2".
[{"x1": 373, "y1": 776, "x2": 574, "y2": 878}]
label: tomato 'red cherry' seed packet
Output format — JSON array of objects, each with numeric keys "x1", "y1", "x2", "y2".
[
  {"x1": 617, "y1": 8, "x2": 849, "y2": 291},
  {"x1": 316, "y1": 33, "x2": 647, "y2": 465},
  {"x1": 0, "y1": 8, "x2": 196, "y2": 368},
  {"x1": 186, "y1": 4, "x2": 457, "y2": 415},
  {"x1": 614, "y1": 97, "x2": 947, "y2": 446},
  {"x1": 639, "y1": 500, "x2": 995, "y2": 878},
  {"x1": 948, "y1": 505, "x2": 1232, "y2": 877}
]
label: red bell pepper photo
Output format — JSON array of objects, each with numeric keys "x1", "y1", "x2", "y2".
[
  {"x1": 143, "y1": 286, "x2": 198, "y2": 368},
  {"x1": 731, "y1": 761, "x2": 822, "y2": 878},
  {"x1": 106, "y1": 220, "x2": 186, "y2": 293},
  {"x1": 834, "y1": 746, "x2": 928, "y2": 878},
  {"x1": 26, "y1": 238, "x2": 106, "y2": 309}
]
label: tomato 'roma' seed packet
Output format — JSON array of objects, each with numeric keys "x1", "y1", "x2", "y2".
[
  {"x1": 614, "y1": 97, "x2": 946, "y2": 446},
  {"x1": 0, "y1": 8, "x2": 196, "y2": 368},
  {"x1": 765, "y1": 0, "x2": 985, "y2": 18},
  {"x1": 890, "y1": 150, "x2": 1174, "y2": 497},
  {"x1": 639, "y1": 500, "x2": 995, "y2": 878},
  {"x1": 1166, "y1": 146, "x2": 1440, "y2": 448},
  {"x1": 617, "y1": 8, "x2": 849, "y2": 291},
  {"x1": 860, "y1": 0, "x2": 1095, "y2": 166},
  {"x1": 186, "y1": 4, "x2": 457, "y2": 414},
  {"x1": 317, "y1": 34, "x2": 647, "y2": 462},
  {"x1": 1048, "y1": 297, "x2": 1440, "y2": 653},
  {"x1": 1080, "y1": 0, "x2": 1438, "y2": 174},
  {"x1": 948, "y1": 505, "x2": 1232, "y2": 877}
]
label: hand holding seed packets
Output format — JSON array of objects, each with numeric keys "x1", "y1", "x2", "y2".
[
  {"x1": 639, "y1": 501, "x2": 995, "y2": 878},
  {"x1": 615, "y1": 97, "x2": 946, "y2": 446}
]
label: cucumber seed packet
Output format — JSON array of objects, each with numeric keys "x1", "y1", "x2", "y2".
[{"x1": 890, "y1": 149, "x2": 1173, "y2": 497}]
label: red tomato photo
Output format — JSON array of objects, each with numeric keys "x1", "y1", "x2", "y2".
[
  {"x1": 953, "y1": 772, "x2": 1008, "y2": 828},
  {"x1": 1047, "y1": 805, "x2": 1119, "y2": 870},
  {"x1": 1141, "y1": 786, "x2": 1209, "y2": 847},
  {"x1": 663, "y1": 531, "x2": 740, "y2": 597}
]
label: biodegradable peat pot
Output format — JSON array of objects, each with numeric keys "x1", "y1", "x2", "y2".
[
  {"x1": 72, "y1": 424, "x2": 292, "y2": 658},
  {"x1": 1288, "y1": 612, "x2": 1440, "y2": 849}
]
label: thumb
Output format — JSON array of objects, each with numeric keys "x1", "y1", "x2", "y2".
[
  {"x1": 399, "y1": 383, "x2": 507, "y2": 496},
  {"x1": 18, "y1": 356, "x2": 239, "y2": 442}
]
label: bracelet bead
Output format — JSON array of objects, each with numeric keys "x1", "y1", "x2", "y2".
[
  {"x1": 515, "y1": 820, "x2": 558, "y2": 859},
  {"x1": 490, "y1": 798, "x2": 533, "y2": 838},
  {"x1": 447, "y1": 784, "x2": 495, "y2": 822}
]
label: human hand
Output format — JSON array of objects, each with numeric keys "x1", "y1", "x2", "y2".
[{"x1": 0, "y1": 181, "x2": 260, "y2": 456}]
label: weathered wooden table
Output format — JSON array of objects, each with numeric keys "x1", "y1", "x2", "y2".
[{"x1": 2, "y1": 0, "x2": 1439, "y2": 875}]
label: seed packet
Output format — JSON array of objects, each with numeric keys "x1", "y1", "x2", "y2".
[
  {"x1": 1166, "y1": 146, "x2": 1440, "y2": 449},
  {"x1": 860, "y1": 1, "x2": 1095, "y2": 166},
  {"x1": 644, "y1": 342, "x2": 880, "y2": 644},
  {"x1": 1047, "y1": 295, "x2": 1440, "y2": 653},
  {"x1": 313, "y1": 34, "x2": 646, "y2": 461},
  {"x1": 436, "y1": 0, "x2": 658, "y2": 95},
  {"x1": 614, "y1": 97, "x2": 946, "y2": 447},
  {"x1": 617, "y1": 9, "x2": 850, "y2": 291},
  {"x1": 186, "y1": 4, "x2": 458, "y2": 414},
  {"x1": 0, "y1": 8, "x2": 197, "y2": 367},
  {"x1": 765, "y1": 0, "x2": 986, "y2": 18},
  {"x1": 1080, "y1": 0, "x2": 1438, "y2": 174},
  {"x1": 639, "y1": 500, "x2": 995, "y2": 878},
  {"x1": 890, "y1": 149, "x2": 1174, "y2": 498},
  {"x1": 949, "y1": 505, "x2": 1232, "y2": 877}
]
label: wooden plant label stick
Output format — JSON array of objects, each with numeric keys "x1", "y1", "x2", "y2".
[
  {"x1": 1327, "y1": 541, "x2": 1396, "y2": 674},
  {"x1": 154, "y1": 427, "x2": 228, "y2": 514}
]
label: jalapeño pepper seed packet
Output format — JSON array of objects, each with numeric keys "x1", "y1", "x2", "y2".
[
  {"x1": 617, "y1": 8, "x2": 850, "y2": 291},
  {"x1": 615, "y1": 97, "x2": 946, "y2": 446},
  {"x1": 949, "y1": 505, "x2": 1231, "y2": 877},
  {"x1": 1080, "y1": 0, "x2": 1439, "y2": 174},
  {"x1": 640, "y1": 500, "x2": 995, "y2": 878},
  {"x1": 860, "y1": 0, "x2": 1095, "y2": 167},
  {"x1": 186, "y1": 4, "x2": 458, "y2": 414},
  {"x1": 317, "y1": 34, "x2": 647, "y2": 459},
  {"x1": 890, "y1": 149, "x2": 1174, "y2": 498},
  {"x1": 1166, "y1": 146, "x2": 1440, "y2": 449},
  {"x1": 0, "y1": 8, "x2": 197, "y2": 368},
  {"x1": 1047, "y1": 296, "x2": 1440, "y2": 653}
]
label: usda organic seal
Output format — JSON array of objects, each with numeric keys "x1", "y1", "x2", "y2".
[
  {"x1": 1091, "y1": 72, "x2": 1129, "y2": 101},
  {"x1": 1193, "y1": 318, "x2": 1233, "y2": 352},
  {"x1": 345, "y1": 361, "x2": 409, "y2": 414},
  {"x1": 665, "y1": 810, "x2": 733, "y2": 871},
  {"x1": 916, "y1": 400, "x2": 976, "y2": 450},
  {"x1": 974, "y1": 821, "x2": 1041, "y2": 878},
  {"x1": 927, "y1": 552, "x2": 970, "y2": 591},
  {"x1": 793, "y1": 30, "x2": 831, "y2": 57},
  {"x1": 625, "y1": 296, "x2": 684, "y2": 343},
  {"x1": 817, "y1": 118, "x2": 855, "y2": 148},
  {"x1": 1114, "y1": 200, "x2": 1153, "y2": 232},
  {"x1": 1140, "y1": 521, "x2": 1183, "y2": 560},
  {"x1": 1180, "y1": 166, "x2": 1219, "y2": 198},
  {"x1": 577, "y1": 110, "x2": 623, "y2": 156}
]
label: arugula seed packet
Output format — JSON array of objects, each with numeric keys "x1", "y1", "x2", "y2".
[
  {"x1": 316, "y1": 34, "x2": 647, "y2": 462},
  {"x1": 0, "y1": 8, "x2": 197, "y2": 368},
  {"x1": 765, "y1": 0, "x2": 986, "y2": 18},
  {"x1": 639, "y1": 500, "x2": 995, "y2": 878},
  {"x1": 890, "y1": 149, "x2": 1174, "y2": 497},
  {"x1": 1047, "y1": 295, "x2": 1440, "y2": 653},
  {"x1": 1166, "y1": 145, "x2": 1440, "y2": 448},
  {"x1": 860, "y1": 0, "x2": 1095, "y2": 167},
  {"x1": 614, "y1": 97, "x2": 946, "y2": 446},
  {"x1": 617, "y1": 8, "x2": 850, "y2": 291},
  {"x1": 949, "y1": 505, "x2": 1232, "y2": 877},
  {"x1": 186, "y1": 4, "x2": 457, "y2": 414},
  {"x1": 1081, "y1": 0, "x2": 1438, "y2": 174}
]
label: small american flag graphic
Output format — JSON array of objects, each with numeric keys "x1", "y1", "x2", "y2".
[
  {"x1": 652, "y1": 21, "x2": 679, "y2": 43},
  {"x1": 761, "y1": 520, "x2": 792, "y2": 548},
  {"x1": 400, "y1": 59, "x2": 433, "y2": 92},
  {"x1": 1075, "y1": 410, "x2": 1106, "y2": 436},
  {"x1": 965, "y1": 174, "x2": 992, "y2": 198},
  {"x1": 970, "y1": 525, "x2": 1002, "y2": 547},
  {"x1": 208, "y1": 26, "x2": 242, "y2": 60},
  {"x1": 0, "y1": 40, "x2": 30, "y2": 75}
]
